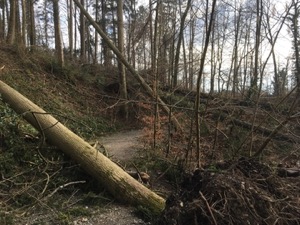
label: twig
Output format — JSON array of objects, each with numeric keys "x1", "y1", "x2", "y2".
[
  {"x1": 92, "y1": 141, "x2": 99, "y2": 148},
  {"x1": 40, "y1": 172, "x2": 50, "y2": 197},
  {"x1": 252, "y1": 117, "x2": 290, "y2": 157},
  {"x1": 43, "y1": 180, "x2": 86, "y2": 201},
  {"x1": 132, "y1": 163, "x2": 143, "y2": 181},
  {"x1": 199, "y1": 191, "x2": 218, "y2": 225},
  {"x1": 253, "y1": 112, "x2": 300, "y2": 158}
]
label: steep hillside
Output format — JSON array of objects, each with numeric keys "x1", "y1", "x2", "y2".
[
  {"x1": 0, "y1": 46, "x2": 145, "y2": 224},
  {"x1": 0, "y1": 46, "x2": 129, "y2": 135}
]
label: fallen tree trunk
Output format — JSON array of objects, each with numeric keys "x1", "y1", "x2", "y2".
[
  {"x1": 218, "y1": 112, "x2": 297, "y2": 143},
  {"x1": 230, "y1": 117, "x2": 296, "y2": 143},
  {"x1": 0, "y1": 80, "x2": 165, "y2": 214}
]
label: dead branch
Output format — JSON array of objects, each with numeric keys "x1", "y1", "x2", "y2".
[
  {"x1": 199, "y1": 191, "x2": 218, "y2": 225},
  {"x1": 43, "y1": 181, "x2": 86, "y2": 201}
]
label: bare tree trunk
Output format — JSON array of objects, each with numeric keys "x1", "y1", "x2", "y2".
[
  {"x1": 173, "y1": 0, "x2": 192, "y2": 88},
  {"x1": 117, "y1": 0, "x2": 128, "y2": 119},
  {"x1": 80, "y1": 0, "x2": 86, "y2": 62},
  {"x1": 53, "y1": 0, "x2": 64, "y2": 67},
  {"x1": 94, "y1": 0, "x2": 99, "y2": 63},
  {"x1": 21, "y1": 0, "x2": 26, "y2": 45},
  {"x1": 0, "y1": 1, "x2": 5, "y2": 41},
  {"x1": 7, "y1": 0, "x2": 16, "y2": 44},
  {"x1": 210, "y1": 17, "x2": 216, "y2": 94},
  {"x1": 232, "y1": 7, "x2": 242, "y2": 96},
  {"x1": 28, "y1": 0, "x2": 36, "y2": 47},
  {"x1": 248, "y1": 0, "x2": 262, "y2": 100},
  {"x1": 101, "y1": 0, "x2": 112, "y2": 66},
  {"x1": 150, "y1": 0, "x2": 158, "y2": 80},
  {"x1": 152, "y1": 0, "x2": 161, "y2": 148},
  {"x1": 129, "y1": 0, "x2": 136, "y2": 68},
  {"x1": 13, "y1": 0, "x2": 22, "y2": 45},
  {"x1": 182, "y1": 35, "x2": 188, "y2": 89},
  {"x1": 290, "y1": 0, "x2": 300, "y2": 95},
  {"x1": 195, "y1": 0, "x2": 217, "y2": 168},
  {"x1": 0, "y1": 79, "x2": 165, "y2": 215},
  {"x1": 67, "y1": 0, "x2": 73, "y2": 59},
  {"x1": 74, "y1": 5, "x2": 77, "y2": 57},
  {"x1": 43, "y1": 0, "x2": 49, "y2": 46},
  {"x1": 264, "y1": 2, "x2": 291, "y2": 96},
  {"x1": 188, "y1": 18, "x2": 195, "y2": 90}
]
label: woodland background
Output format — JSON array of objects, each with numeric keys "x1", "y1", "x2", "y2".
[
  {"x1": 1, "y1": 0, "x2": 300, "y2": 96},
  {"x1": 0, "y1": 0, "x2": 300, "y2": 224}
]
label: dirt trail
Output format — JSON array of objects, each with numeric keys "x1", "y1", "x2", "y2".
[
  {"x1": 99, "y1": 129, "x2": 144, "y2": 162},
  {"x1": 73, "y1": 130, "x2": 150, "y2": 225}
]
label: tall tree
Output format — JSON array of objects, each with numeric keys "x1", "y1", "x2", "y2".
[
  {"x1": 15, "y1": 0, "x2": 21, "y2": 44},
  {"x1": 42, "y1": 0, "x2": 50, "y2": 46},
  {"x1": 195, "y1": 0, "x2": 217, "y2": 168},
  {"x1": 80, "y1": 0, "x2": 86, "y2": 62},
  {"x1": 53, "y1": 0, "x2": 64, "y2": 67},
  {"x1": 6, "y1": 0, "x2": 16, "y2": 44},
  {"x1": 67, "y1": 0, "x2": 73, "y2": 58},
  {"x1": 94, "y1": 0, "x2": 99, "y2": 63},
  {"x1": 117, "y1": 0, "x2": 128, "y2": 118},
  {"x1": 248, "y1": 0, "x2": 262, "y2": 100},
  {"x1": 28, "y1": 0, "x2": 36, "y2": 47},
  {"x1": 0, "y1": 0, "x2": 6, "y2": 41},
  {"x1": 21, "y1": 0, "x2": 26, "y2": 45},
  {"x1": 289, "y1": 0, "x2": 300, "y2": 95},
  {"x1": 210, "y1": 7, "x2": 216, "y2": 93},
  {"x1": 232, "y1": 4, "x2": 242, "y2": 95},
  {"x1": 215, "y1": 3, "x2": 229, "y2": 93},
  {"x1": 125, "y1": 0, "x2": 137, "y2": 68},
  {"x1": 188, "y1": 17, "x2": 196, "y2": 90},
  {"x1": 101, "y1": 0, "x2": 112, "y2": 66},
  {"x1": 263, "y1": 0, "x2": 291, "y2": 96},
  {"x1": 173, "y1": 0, "x2": 192, "y2": 88}
]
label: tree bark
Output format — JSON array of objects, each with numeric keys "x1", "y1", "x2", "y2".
[
  {"x1": 173, "y1": 0, "x2": 192, "y2": 88},
  {"x1": 7, "y1": 0, "x2": 16, "y2": 44},
  {"x1": 80, "y1": 0, "x2": 86, "y2": 62},
  {"x1": 195, "y1": 0, "x2": 217, "y2": 167},
  {"x1": 117, "y1": 0, "x2": 128, "y2": 119},
  {"x1": 28, "y1": 0, "x2": 36, "y2": 47},
  {"x1": 248, "y1": 0, "x2": 262, "y2": 100},
  {"x1": 21, "y1": 0, "x2": 26, "y2": 45},
  {"x1": 0, "y1": 80, "x2": 165, "y2": 215},
  {"x1": 53, "y1": 0, "x2": 64, "y2": 67},
  {"x1": 67, "y1": 0, "x2": 73, "y2": 59}
]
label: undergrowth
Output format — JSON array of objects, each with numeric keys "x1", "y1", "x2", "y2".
[
  {"x1": 0, "y1": 99, "x2": 114, "y2": 224},
  {"x1": 0, "y1": 46, "x2": 121, "y2": 224}
]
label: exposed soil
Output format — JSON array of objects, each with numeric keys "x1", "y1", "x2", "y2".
[
  {"x1": 99, "y1": 129, "x2": 144, "y2": 163},
  {"x1": 73, "y1": 204, "x2": 149, "y2": 225}
]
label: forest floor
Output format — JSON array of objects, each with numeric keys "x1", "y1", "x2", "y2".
[{"x1": 10, "y1": 130, "x2": 158, "y2": 225}]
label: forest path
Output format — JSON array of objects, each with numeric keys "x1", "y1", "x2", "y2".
[
  {"x1": 73, "y1": 129, "x2": 151, "y2": 225},
  {"x1": 99, "y1": 129, "x2": 144, "y2": 163}
]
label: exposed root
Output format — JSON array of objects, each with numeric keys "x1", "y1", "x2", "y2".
[{"x1": 158, "y1": 158, "x2": 300, "y2": 225}]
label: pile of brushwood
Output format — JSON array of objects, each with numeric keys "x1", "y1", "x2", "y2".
[{"x1": 157, "y1": 157, "x2": 300, "y2": 225}]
